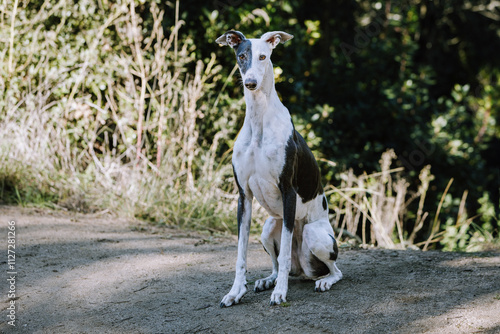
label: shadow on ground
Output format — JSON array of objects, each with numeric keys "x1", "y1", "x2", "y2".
[{"x1": 0, "y1": 206, "x2": 499, "y2": 334}]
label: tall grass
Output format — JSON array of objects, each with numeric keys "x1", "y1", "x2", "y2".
[
  {"x1": 328, "y1": 150, "x2": 497, "y2": 251},
  {"x1": 328, "y1": 150, "x2": 434, "y2": 249},
  {"x1": 0, "y1": 0, "x2": 248, "y2": 233}
]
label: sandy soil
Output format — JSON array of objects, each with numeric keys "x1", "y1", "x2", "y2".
[{"x1": 1, "y1": 206, "x2": 499, "y2": 334}]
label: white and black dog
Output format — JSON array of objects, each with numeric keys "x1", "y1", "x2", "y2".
[{"x1": 216, "y1": 31, "x2": 342, "y2": 307}]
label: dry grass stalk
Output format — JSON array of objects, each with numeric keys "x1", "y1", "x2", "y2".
[
  {"x1": 423, "y1": 178, "x2": 454, "y2": 251},
  {"x1": 408, "y1": 165, "x2": 433, "y2": 243},
  {"x1": 328, "y1": 150, "x2": 434, "y2": 249}
]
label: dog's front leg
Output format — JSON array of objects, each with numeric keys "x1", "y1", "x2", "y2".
[
  {"x1": 220, "y1": 190, "x2": 253, "y2": 307},
  {"x1": 270, "y1": 184, "x2": 296, "y2": 305}
]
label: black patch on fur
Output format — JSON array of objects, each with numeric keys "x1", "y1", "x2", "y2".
[
  {"x1": 278, "y1": 127, "x2": 323, "y2": 232},
  {"x1": 235, "y1": 39, "x2": 252, "y2": 74},
  {"x1": 278, "y1": 133, "x2": 298, "y2": 232},
  {"x1": 233, "y1": 165, "x2": 245, "y2": 236},
  {"x1": 329, "y1": 234, "x2": 338, "y2": 261},
  {"x1": 293, "y1": 130, "x2": 323, "y2": 203},
  {"x1": 310, "y1": 254, "x2": 329, "y2": 277},
  {"x1": 322, "y1": 195, "x2": 328, "y2": 211}
]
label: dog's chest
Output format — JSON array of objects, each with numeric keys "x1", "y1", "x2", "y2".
[{"x1": 233, "y1": 120, "x2": 293, "y2": 217}]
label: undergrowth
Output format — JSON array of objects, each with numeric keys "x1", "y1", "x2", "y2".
[
  {"x1": 328, "y1": 150, "x2": 499, "y2": 251},
  {"x1": 0, "y1": 0, "x2": 497, "y2": 250},
  {"x1": 0, "y1": 0, "x2": 247, "y2": 233}
]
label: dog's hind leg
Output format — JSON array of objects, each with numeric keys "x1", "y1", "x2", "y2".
[
  {"x1": 254, "y1": 217, "x2": 282, "y2": 292},
  {"x1": 302, "y1": 220, "x2": 343, "y2": 292}
]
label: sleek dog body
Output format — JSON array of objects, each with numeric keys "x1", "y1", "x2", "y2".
[{"x1": 216, "y1": 31, "x2": 342, "y2": 307}]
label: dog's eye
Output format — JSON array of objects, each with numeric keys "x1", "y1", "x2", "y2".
[
  {"x1": 259, "y1": 55, "x2": 266, "y2": 61},
  {"x1": 239, "y1": 54, "x2": 246, "y2": 60}
]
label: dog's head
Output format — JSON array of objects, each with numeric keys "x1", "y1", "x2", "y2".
[{"x1": 216, "y1": 31, "x2": 293, "y2": 92}]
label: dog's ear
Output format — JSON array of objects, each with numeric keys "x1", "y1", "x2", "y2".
[
  {"x1": 215, "y1": 31, "x2": 246, "y2": 48},
  {"x1": 261, "y1": 31, "x2": 294, "y2": 49}
]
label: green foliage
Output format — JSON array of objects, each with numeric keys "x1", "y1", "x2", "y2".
[{"x1": 478, "y1": 192, "x2": 497, "y2": 227}]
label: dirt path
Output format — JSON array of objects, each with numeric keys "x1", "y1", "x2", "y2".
[{"x1": 1, "y1": 206, "x2": 499, "y2": 334}]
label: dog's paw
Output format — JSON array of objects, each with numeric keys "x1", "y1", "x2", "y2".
[
  {"x1": 314, "y1": 278, "x2": 333, "y2": 292},
  {"x1": 254, "y1": 275, "x2": 276, "y2": 292},
  {"x1": 269, "y1": 290, "x2": 287, "y2": 306},
  {"x1": 269, "y1": 275, "x2": 289, "y2": 305},
  {"x1": 220, "y1": 284, "x2": 248, "y2": 308},
  {"x1": 314, "y1": 272, "x2": 342, "y2": 292}
]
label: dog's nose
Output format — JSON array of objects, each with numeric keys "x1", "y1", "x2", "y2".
[{"x1": 244, "y1": 79, "x2": 257, "y2": 90}]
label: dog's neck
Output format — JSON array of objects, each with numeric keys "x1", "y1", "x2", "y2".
[{"x1": 243, "y1": 61, "x2": 284, "y2": 134}]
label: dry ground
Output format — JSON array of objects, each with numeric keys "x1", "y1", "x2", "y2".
[{"x1": 1, "y1": 206, "x2": 499, "y2": 334}]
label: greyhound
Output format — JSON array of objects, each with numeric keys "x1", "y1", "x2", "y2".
[{"x1": 216, "y1": 31, "x2": 342, "y2": 307}]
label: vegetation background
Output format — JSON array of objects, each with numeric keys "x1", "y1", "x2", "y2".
[{"x1": 1, "y1": 0, "x2": 498, "y2": 251}]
